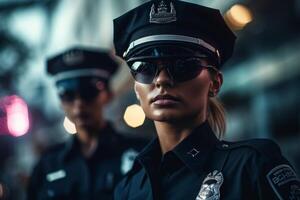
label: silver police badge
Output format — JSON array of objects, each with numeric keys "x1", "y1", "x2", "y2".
[
  {"x1": 149, "y1": 0, "x2": 176, "y2": 24},
  {"x1": 196, "y1": 170, "x2": 224, "y2": 200}
]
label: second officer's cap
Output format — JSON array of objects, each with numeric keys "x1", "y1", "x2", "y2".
[
  {"x1": 47, "y1": 47, "x2": 119, "y2": 83},
  {"x1": 113, "y1": 0, "x2": 236, "y2": 67}
]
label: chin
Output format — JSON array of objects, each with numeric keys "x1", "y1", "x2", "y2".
[
  {"x1": 150, "y1": 112, "x2": 184, "y2": 123},
  {"x1": 149, "y1": 109, "x2": 202, "y2": 124}
]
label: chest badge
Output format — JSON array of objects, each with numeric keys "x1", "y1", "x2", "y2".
[
  {"x1": 46, "y1": 170, "x2": 66, "y2": 182},
  {"x1": 121, "y1": 148, "x2": 138, "y2": 174},
  {"x1": 196, "y1": 170, "x2": 224, "y2": 200}
]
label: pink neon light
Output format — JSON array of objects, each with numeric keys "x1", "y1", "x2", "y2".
[{"x1": 5, "y1": 95, "x2": 29, "y2": 137}]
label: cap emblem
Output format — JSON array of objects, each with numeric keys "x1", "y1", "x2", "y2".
[
  {"x1": 63, "y1": 50, "x2": 84, "y2": 66},
  {"x1": 149, "y1": 0, "x2": 176, "y2": 24}
]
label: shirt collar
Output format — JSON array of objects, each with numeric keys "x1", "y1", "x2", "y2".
[
  {"x1": 172, "y1": 121, "x2": 220, "y2": 175},
  {"x1": 136, "y1": 121, "x2": 220, "y2": 175},
  {"x1": 136, "y1": 137, "x2": 161, "y2": 165}
]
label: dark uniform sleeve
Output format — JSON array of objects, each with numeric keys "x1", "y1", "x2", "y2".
[
  {"x1": 249, "y1": 139, "x2": 300, "y2": 200},
  {"x1": 26, "y1": 160, "x2": 44, "y2": 200},
  {"x1": 114, "y1": 178, "x2": 129, "y2": 200},
  {"x1": 114, "y1": 158, "x2": 143, "y2": 200}
]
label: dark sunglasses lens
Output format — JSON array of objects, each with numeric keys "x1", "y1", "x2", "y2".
[
  {"x1": 171, "y1": 58, "x2": 205, "y2": 82},
  {"x1": 79, "y1": 87, "x2": 100, "y2": 101},
  {"x1": 59, "y1": 87, "x2": 100, "y2": 102},
  {"x1": 59, "y1": 90, "x2": 76, "y2": 102},
  {"x1": 130, "y1": 61, "x2": 157, "y2": 84}
]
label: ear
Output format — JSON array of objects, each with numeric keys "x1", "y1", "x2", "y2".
[
  {"x1": 134, "y1": 83, "x2": 140, "y2": 101},
  {"x1": 209, "y1": 71, "x2": 223, "y2": 97}
]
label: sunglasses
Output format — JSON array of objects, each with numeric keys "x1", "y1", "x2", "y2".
[
  {"x1": 58, "y1": 86, "x2": 101, "y2": 102},
  {"x1": 127, "y1": 57, "x2": 217, "y2": 84}
]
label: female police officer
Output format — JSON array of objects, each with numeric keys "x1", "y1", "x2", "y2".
[{"x1": 113, "y1": 0, "x2": 300, "y2": 199}]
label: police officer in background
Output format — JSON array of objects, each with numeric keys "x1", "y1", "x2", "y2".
[
  {"x1": 27, "y1": 47, "x2": 146, "y2": 200},
  {"x1": 113, "y1": 0, "x2": 300, "y2": 199}
]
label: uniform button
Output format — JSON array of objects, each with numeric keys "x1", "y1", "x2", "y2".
[{"x1": 222, "y1": 144, "x2": 229, "y2": 148}]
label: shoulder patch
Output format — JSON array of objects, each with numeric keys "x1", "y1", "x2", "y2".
[{"x1": 266, "y1": 164, "x2": 300, "y2": 200}]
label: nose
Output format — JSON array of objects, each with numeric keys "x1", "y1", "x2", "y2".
[
  {"x1": 72, "y1": 96, "x2": 86, "y2": 111},
  {"x1": 73, "y1": 97, "x2": 83, "y2": 105},
  {"x1": 154, "y1": 66, "x2": 174, "y2": 88}
]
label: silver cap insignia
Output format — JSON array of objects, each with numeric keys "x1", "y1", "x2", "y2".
[
  {"x1": 63, "y1": 50, "x2": 84, "y2": 65},
  {"x1": 149, "y1": 0, "x2": 177, "y2": 24},
  {"x1": 196, "y1": 170, "x2": 224, "y2": 200}
]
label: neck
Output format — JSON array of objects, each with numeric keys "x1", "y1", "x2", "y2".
[
  {"x1": 76, "y1": 121, "x2": 107, "y2": 158},
  {"x1": 154, "y1": 118, "x2": 206, "y2": 154}
]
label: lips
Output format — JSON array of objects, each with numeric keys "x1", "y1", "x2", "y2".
[
  {"x1": 151, "y1": 94, "x2": 180, "y2": 105},
  {"x1": 74, "y1": 113, "x2": 90, "y2": 121}
]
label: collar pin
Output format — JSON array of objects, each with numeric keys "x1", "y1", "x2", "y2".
[{"x1": 187, "y1": 148, "x2": 200, "y2": 157}]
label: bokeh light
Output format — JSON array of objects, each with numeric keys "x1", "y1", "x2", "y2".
[
  {"x1": 5, "y1": 95, "x2": 29, "y2": 137},
  {"x1": 123, "y1": 104, "x2": 145, "y2": 128},
  {"x1": 63, "y1": 117, "x2": 76, "y2": 134},
  {"x1": 225, "y1": 4, "x2": 253, "y2": 30}
]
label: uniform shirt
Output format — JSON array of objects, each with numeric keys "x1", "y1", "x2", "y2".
[
  {"x1": 114, "y1": 121, "x2": 300, "y2": 200},
  {"x1": 27, "y1": 124, "x2": 146, "y2": 200}
]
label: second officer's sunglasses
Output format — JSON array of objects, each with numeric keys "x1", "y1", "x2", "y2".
[
  {"x1": 127, "y1": 57, "x2": 217, "y2": 84},
  {"x1": 56, "y1": 78, "x2": 105, "y2": 102}
]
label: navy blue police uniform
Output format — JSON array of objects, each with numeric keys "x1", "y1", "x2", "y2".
[
  {"x1": 115, "y1": 122, "x2": 300, "y2": 200},
  {"x1": 27, "y1": 47, "x2": 146, "y2": 200},
  {"x1": 113, "y1": 0, "x2": 300, "y2": 199}
]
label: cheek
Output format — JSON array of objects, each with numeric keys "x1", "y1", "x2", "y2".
[
  {"x1": 134, "y1": 83, "x2": 152, "y2": 113},
  {"x1": 98, "y1": 91, "x2": 110, "y2": 105},
  {"x1": 94, "y1": 100, "x2": 105, "y2": 117},
  {"x1": 180, "y1": 76, "x2": 211, "y2": 108},
  {"x1": 189, "y1": 82, "x2": 209, "y2": 99},
  {"x1": 61, "y1": 103, "x2": 73, "y2": 119}
]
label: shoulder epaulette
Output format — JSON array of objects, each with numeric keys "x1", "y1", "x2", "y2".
[{"x1": 216, "y1": 138, "x2": 282, "y2": 158}]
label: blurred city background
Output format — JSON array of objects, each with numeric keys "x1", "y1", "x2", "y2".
[{"x1": 0, "y1": 0, "x2": 299, "y2": 199}]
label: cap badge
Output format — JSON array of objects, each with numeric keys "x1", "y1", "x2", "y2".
[
  {"x1": 149, "y1": 0, "x2": 176, "y2": 24},
  {"x1": 196, "y1": 170, "x2": 224, "y2": 200},
  {"x1": 63, "y1": 50, "x2": 84, "y2": 66}
]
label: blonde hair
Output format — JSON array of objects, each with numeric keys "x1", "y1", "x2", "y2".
[
  {"x1": 207, "y1": 97, "x2": 226, "y2": 139},
  {"x1": 207, "y1": 68, "x2": 226, "y2": 139}
]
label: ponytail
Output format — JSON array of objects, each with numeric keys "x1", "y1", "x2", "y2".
[{"x1": 207, "y1": 96, "x2": 226, "y2": 139}]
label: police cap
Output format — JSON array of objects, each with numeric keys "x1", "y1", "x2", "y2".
[
  {"x1": 47, "y1": 47, "x2": 119, "y2": 83},
  {"x1": 113, "y1": 0, "x2": 236, "y2": 67}
]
